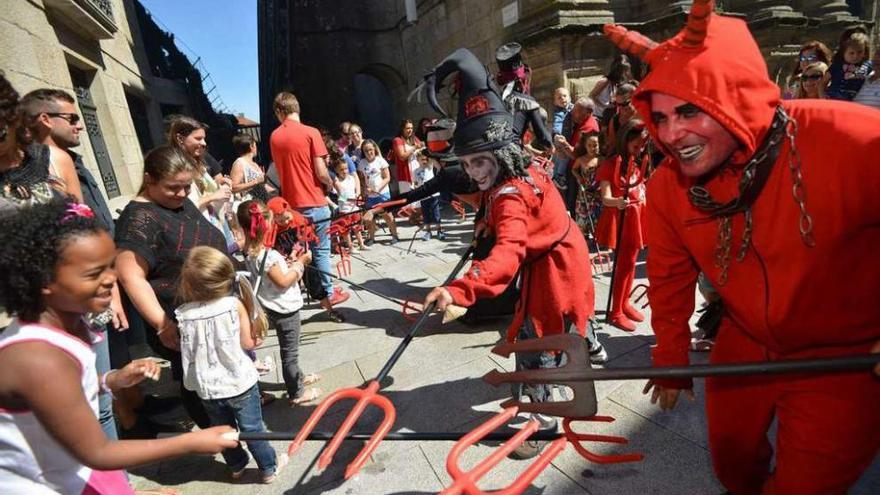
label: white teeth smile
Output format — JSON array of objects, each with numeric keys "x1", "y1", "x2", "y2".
[{"x1": 677, "y1": 145, "x2": 704, "y2": 161}]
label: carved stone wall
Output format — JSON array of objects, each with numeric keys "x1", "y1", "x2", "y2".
[{"x1": 258, "y1": 0, "x2": 876, "y2": 141}]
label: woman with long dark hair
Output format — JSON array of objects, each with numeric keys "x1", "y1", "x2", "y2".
[
  {"x1": 595, "y1": 119, "x2": 649, "y2": 332},
  {"x1": 590, "y1": 54, "x2": 633, "y2": 119}
]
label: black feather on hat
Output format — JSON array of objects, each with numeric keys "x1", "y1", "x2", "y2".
[{"x1": 424, "y1": 48, "x2": 516, "y2": 156}]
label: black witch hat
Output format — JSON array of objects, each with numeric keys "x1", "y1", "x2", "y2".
[
  {"x1": 495, "y1": 42, "x2": 524, "y2": 73},
  {"x1": 425, "y1": 48, "x2": 516, "y2": 156}
]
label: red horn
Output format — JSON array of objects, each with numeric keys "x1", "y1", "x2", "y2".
[
  {"x1": 681, "y1": 0, "x2": 714, "y2": 47},
  {"x1": 603, "y1": 24, "x2": 658, "y2": 61}
]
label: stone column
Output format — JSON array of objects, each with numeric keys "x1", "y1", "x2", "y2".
[
  {"x1": 727, "y1": 0, "x2": 805, "y2": 22},
  {"x1": 797, "y1": 0, "x2": 857, "y2": 19}
]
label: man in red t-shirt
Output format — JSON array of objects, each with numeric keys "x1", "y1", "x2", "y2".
[{"x1": 270, "y1": 92, "x2": 349, "y2": 318}]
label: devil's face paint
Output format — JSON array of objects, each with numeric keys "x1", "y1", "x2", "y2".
[{"x1": 650, "y1": 92, "x2": 739, "y2": 178}]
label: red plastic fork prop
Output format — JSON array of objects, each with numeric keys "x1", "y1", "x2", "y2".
[
  {"x1": 440, "y1": 407, "x2": 567, "y2": 495},
  {"x1": 590, "y1": 252, "x2": 612, "y2": 275},
  {"x1": 336, "y1": 245, "x2": 352, "y2": 277},
  {"x1": 289, "y1": 244, "x2": 476, "y2": 478},
  {"x1": 562, "y1": 417, "x2": 644, "y2": 464},
  {"x1": 451, "y1": 200, "x2": 467, "y2": 221},
  {"x1": 287, "y1": 380, "x2": 394, "y2": 479}
]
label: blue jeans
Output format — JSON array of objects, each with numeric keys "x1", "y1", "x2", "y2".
[
  {"x1": 511, "y1": 319, "x2": 591, "y2": 404},
  {"x1": 92, "y1": 328, "x2": 118, "y2": 441},
  {"x1": 297, "y1": 205, "x2": 333, "y2": 298},
  {"x1": 202, "y1": 384, "x2": 277, "y2": 475}
]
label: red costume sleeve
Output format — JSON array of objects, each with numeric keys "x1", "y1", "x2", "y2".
[
  {"x1": 446, "y1": 192, "x2": 528, "y2": 306},
  {"x1": 645, "y1": 166, "x2": 700, "y2": 390}
]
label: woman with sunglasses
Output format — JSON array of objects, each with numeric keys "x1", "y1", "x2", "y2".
[
  {"x1": 796, "y1": 62, "x2": 829, "y2": 99},
  {"x1": 784, "y1": 41, "x2": 832, "y2": 99}
]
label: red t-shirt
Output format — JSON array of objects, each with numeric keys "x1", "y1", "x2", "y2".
[
  {"x1": 269, "y1": 119, "x2": 329, "y2": 208},
  {"x1": 568, "y1": 115, "x2": 600, "y2": 147},
  {"x1": 392, "y1": 136, "x2": 422, "y2": 183}
]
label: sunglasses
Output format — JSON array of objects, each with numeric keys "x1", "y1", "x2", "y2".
[
  {"x1": 615, "y1": 100, "x2": 632, "y2": 107},
  {"x1": 0, "y1": 124, "x2": 7, "y2": 142},
  {"x1": 799, "y1": 54, "x2": 818, "y2": 63},
  {"x1": 46, "y1": 112, "x2": 81, "y2": 125},
  {"x1": 802, "y1": 73, "x2": 823, "y2": 81}
]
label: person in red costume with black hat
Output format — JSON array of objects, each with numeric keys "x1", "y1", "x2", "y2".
[
  {"x1": 594, "y1": 118, "x2": 649, "y2": 332},
  {"x1": 604, "y1": 1, "x2": 880, "y2": 493},
  {"x1": 421, "y1": 49, "x2": 607, "y2": 457}
]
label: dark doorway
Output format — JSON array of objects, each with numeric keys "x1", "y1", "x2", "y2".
[
  {"x1": 69, "y1": 65, "x2": 121, "y2": 199},
  {"x1": 125, "y1": 91, "x2": 153, "y2": 154},
  {"x1": 353, "y1": 72, "x2": 395, "y2": 143}
]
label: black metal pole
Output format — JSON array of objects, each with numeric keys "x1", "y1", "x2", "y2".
[
  {"x1": 375, "y1": 244, "x2": 475, "y2": 383},
  {"x1": 517, "y1": 354, "x2": 880, "y2": 383},
  {"x1": 603, "y1": 161, "x2": 633, "y2": 325},
  {"x1": 160, "y1": 429, "x2": 563, "y2": 442}
]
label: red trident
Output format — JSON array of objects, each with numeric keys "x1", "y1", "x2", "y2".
[
  {"x1": 336, "y1": 244, "x2": 352, "y2": 278},
  {"x1": 591, "y1": 252, "x2": 612, "y2": 276},
  {"x1": 451, "y1": 200, "x2": 466, "y2": 221},
  {"x1": 287, "y1": 244, "x2": 476, "y2": 478},
  {"x1": 562, "y1": 417, "x2": 644, "y2": 464},
  {"x1": 440, "y1": 407, "x2": 567, "y2": 495}
]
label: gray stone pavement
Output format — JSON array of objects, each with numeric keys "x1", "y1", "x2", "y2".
[{"x1": 130, "y1": 210, "x2": 879, "y2": 494}]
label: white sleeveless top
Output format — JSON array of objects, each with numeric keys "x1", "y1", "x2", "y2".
[
  {"x1": 176, "y1": 296, "x2": 259, "y2": 400},
  {"x1": 0, "y1": 320, "x2": 132, "y2": 494},
  {"x1": 336, "y1": 175, "x2": 359, "y2": 212}
]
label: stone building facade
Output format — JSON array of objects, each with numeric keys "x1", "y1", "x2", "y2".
[
  {"x1": 258, "y1": 0, "x2": 876, "y2": 143},
  {"x1": 0, "y1": 0, "x2": 238, "y2": 205}
]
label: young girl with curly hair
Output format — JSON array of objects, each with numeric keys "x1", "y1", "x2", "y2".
[{"x1": 0, "y1": 200, "x2": 235, "y2": 494}]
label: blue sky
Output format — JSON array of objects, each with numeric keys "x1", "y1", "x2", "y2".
[{"x1": 139, "y1": 0, "x2": 260, "y2": 122}]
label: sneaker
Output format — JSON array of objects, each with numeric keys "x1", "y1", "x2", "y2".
[
  {"x1": 588, "y1": 342, "x2": 608, "y2": 365},
  {"x1": 327, "y1": 289, "x2": 350, "y2": 306},
  {"x1": 262, "y1": 453, "x2": 289, "y2": 484},
  {"x1": 364, "y1": 238, "x2": 375, "y2": 246},
  {"x1": 437, "y1": 231, "x2": 448, "y2": 241},
  {"x1": 509, "y1": 440, "x2": 548, "y2": 460},
  {"x1": 389, "y1": 236, "x2": 400, "y2": 245},
  {"x1": 421, "y1": 231, "x2": 432, "y2": 241}
]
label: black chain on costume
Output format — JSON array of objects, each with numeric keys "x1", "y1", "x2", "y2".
[{"x1": 687, "y1": 107, "x2": 813, "y2": 285}]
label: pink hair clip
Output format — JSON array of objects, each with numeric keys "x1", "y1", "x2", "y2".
[{"x1": 61, "y1": 203, "x2": 95, "y2": 223}]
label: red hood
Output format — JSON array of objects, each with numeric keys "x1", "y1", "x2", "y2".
[{"x1": 623, "y1": 8, "x2": 780, "y2": 168}]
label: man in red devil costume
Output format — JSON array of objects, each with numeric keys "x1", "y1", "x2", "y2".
[
  {"x1": 421, "y1": 49, "x2": 607, "y2": 448},
  {"x1": 605, "y1": 1, "x2": 880, "y2": 493}
]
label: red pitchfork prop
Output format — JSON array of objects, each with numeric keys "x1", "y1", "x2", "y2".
[
  {"x1": 288, "y1": 243, "x2": 476, "y2": 479},
  {"x1": 484, "y1": 333, "x2": 880, "y2": 465},
  {"x1": 440, "y1": 406, "x2": 567, "y2": 495}
]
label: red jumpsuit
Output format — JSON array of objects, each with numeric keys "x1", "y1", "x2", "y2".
[
  {"x1": 445, "y1": 166, "x2": 594, "y2": 342},
  {"x1": 629, "y1": 10, "x2": 880, "y2": 495},
  {"x1": 595, "y1": 157, "x2": 647, "y2": 327}
]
